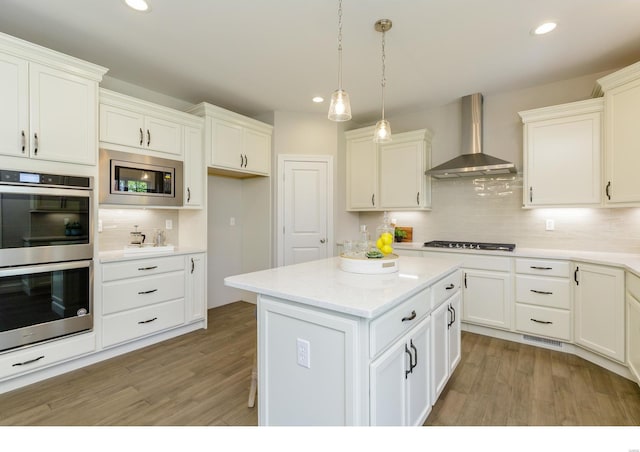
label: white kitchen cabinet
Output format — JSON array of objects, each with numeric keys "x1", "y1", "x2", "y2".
[
  {"x1": 188, "y1": 102, "x2": 273, "y2": 177},
  {"x1": 99, "y1": 90, "x2": 189, "y2": 158},
  {"x1": 519, "y1": 99, "x2": 602, "y2": 207},
  {"x1": 627, "y1": 272, "x2": 640, "y2": 385},
  {"x1": 185, "y1": 253, "x2": 206, "y2": 323},
  {"x1": 183, "y1": 124, "x2": 204, "y2": 208},
  {"x1": 0, "y1": 34, "x2": 106, "y2": 165},
  {"x1": 432, "y1": 291, "x2": 461, "y2": 401},
  {"x1": 370, "y1": 316, "x2": 431, "y2": 426},
  {"x1": 594, "y1": 61, "x2": 640, "y2": 205},
  {"x1": 345, "y1": 126, "x2": 432, "y2": 211},
  {"x1": 573, "y1": 262, "x2": 625, "y2": 362},
  {"x1": 462, "y1": 265, "x2": 512, "y2": 330}
]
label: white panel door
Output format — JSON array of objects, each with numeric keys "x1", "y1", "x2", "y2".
[
  {"x1": 463, "y1": 269, "x2": 512, "y2": 330},
  {"x1": 144, "y1": 115, "x2": 182, "y2": 156},
  {"x1": 0, "y1": 52, "x2": 28, "y2": 158},
  {"x1": 283, "y1": 160, "x2": 329, "y2": 265}
]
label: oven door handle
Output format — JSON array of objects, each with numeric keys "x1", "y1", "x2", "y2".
[{"x1": 0, "y1": 259, "x2": 91, "y2": 278}]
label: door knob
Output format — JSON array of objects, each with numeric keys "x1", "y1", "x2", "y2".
[{"x1": 320, "y1": 239, "x2": 326, "y2": 244}]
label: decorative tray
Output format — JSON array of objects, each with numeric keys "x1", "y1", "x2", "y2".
[{"x1": 338, "y1": 253, "x2": 399, "y2": 274}]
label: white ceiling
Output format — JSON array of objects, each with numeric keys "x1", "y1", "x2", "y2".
[{"x1": 2, "y1": 0, "x2": 640, "y2": 123}]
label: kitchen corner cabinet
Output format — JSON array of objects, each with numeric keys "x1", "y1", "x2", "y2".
[
  {"x1": 99, "y1": 89, "x2": 199, "y2": 159},
  {"x1": 626, "y1": 272, "x2": 640, "y2": 384},
  {"x1": 432, "y1": 290, "x2": 461, "y2": 402},
  {"x1": 519, "y1": 99, "x2": 602, "y2": 207},
  {"x1": 345, "y1": 127, "x2": 432, "y2": 211},
  {"x1": 0, "y1": 34, "x2": 106, "y2": 165},
  {"x1": 573, "y1": 262, "x2": 625, "y2": 362},
  {"x1": 185, "y1": 253, "x2": 206, "y2": 323},
  {"x1": 187, "y1": 102, "x2": 273, "y2": 177},
  {"x1": 183, "y1": 124, "x2": 204, "y2": 208}
]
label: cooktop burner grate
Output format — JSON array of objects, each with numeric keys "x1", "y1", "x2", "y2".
[{"x1": 423, "y1": 240, "x2": 516, "y2": 252}]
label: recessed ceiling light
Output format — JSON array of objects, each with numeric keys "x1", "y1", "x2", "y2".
[
  {"x1": 125, "y1": 0, "x2": 150, "y2": 12},
  {"x1": 532, "y1": 22, "x2": 557, "y2": 35},
  {"x1": 312, "y1": 96, "x2": 324, "y2": 103}
]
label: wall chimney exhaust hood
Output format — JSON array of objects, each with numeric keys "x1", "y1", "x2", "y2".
[{"x1": 426, "y1": 93, "x2": 516, "y2": 179}]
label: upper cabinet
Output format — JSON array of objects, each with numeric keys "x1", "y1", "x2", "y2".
[
  {"x1": 0, "y1": 32, "x2": 107, "y2": 166},
  {"x1": 187, "y1": 102, "x2": 273, "y2": 177},
  {"x1": 99, "y1": 89, "x2": 198, "y2": 159},
  {"x1": 595, "y1": 61, "x2": 640, "y2": 206},
  {"x1": 183, "y1": 124, "x2": 205, "y2": 208},
  {"x1": 519, "y1": 98, "x2": 603, "y2": 207},
  {"x1": 345, "y1": 127, "x2": 432, "y2": 211}
]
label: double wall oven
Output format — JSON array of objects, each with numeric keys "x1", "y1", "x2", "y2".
[{"x1": 0, "y1": 169, "x2": 93, "y2": 353}]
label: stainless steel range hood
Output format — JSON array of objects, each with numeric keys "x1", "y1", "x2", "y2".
[{"x1": 426, "y1": 93, "x2": 516, "y2": 179}]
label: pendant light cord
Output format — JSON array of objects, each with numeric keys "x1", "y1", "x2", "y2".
[
  {"x1": 337, "y1": 0, "x2": 343, "y2": 89},
  {"x1": 380, "y1": 28, "x2": 386, "y2": 120}
]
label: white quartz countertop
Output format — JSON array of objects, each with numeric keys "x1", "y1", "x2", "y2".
[
  {"x1": 224, "y1": 255, "x2": 462, "y2": 319},
  {"x1": 99, "y1": 246, "x2": 206, "y2": 263},
  {"x1": 394, "y1": 242, "x2": 640, "y2": 276}
]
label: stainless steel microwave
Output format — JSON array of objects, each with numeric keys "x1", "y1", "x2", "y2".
[{"x1": 99, "y1": 149, "x2": 183, "y2": 207}]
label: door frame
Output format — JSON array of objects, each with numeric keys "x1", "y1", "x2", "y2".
[{"x1": 276, "y1": 154, "x2": 334, "y2": 267}]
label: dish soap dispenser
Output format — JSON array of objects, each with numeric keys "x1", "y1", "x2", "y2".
[{"x1": 375, "y1": 212, "x2": 394, "y2": 255}]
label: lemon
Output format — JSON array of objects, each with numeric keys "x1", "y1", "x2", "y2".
[
  {"x1": 376, "y1": 238, "x2": 384, "y2": 250},
  {"x1": 381, "y1": 244, "x2": 393, "y2": 255},
  {"x1": 381, "y1": 232, "x2": 393, "y2": 246}
]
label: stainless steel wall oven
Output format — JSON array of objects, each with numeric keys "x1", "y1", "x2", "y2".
[{"x1": 0, "y1": 169, "x2": 93, "y2": 352}]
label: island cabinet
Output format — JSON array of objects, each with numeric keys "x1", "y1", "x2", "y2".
[
  {"x1": 627, "y1": 272, "x2": 640, "y2": 385},
  {"x1": 0, "y1": 32, "x2": 107, "y2": 166},
  {"x1": 225, "y1": 256, "x2": 462, "y2": 426}
]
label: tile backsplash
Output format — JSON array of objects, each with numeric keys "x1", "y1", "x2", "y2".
[
  {"x1": 98, "y1": 208, "x2": 179, "y2": 252},
  {"x1": 358, "y1": 175, "x2": 640, "y2": 254}
]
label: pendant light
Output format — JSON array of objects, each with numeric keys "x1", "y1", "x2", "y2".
[
  {"x1": 328, "y1": 0, "x2": 352, "y2": 121},
  {"x1": 373, "y1": 19, "x2": 392, "y2": 143}
]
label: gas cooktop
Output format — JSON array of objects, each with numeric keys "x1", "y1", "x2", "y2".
[{"x1": 423, "y1": 240, "x2": 516, "y2": 252}]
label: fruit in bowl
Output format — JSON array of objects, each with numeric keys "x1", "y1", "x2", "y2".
[{"x1": 376, "y1": 231, "x2": 394, "y2": 255}]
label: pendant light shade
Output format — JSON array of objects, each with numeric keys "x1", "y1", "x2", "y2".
[
  {"x1": 328, "y1": 0, "x2": 352, "y2": 122},
  {"x1": 373, "y1": 19, "x2": 392, "y2": 143}
]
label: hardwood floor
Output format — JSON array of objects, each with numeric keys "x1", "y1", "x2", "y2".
[{"x1": 1, "y1": 300, "x2": 639, "y2": 426}]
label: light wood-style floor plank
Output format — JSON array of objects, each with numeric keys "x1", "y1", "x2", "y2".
[{"x1": 0, "y1": 301, "x2": 638, "y2": 426}]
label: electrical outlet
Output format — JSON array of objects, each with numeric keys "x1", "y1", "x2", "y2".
[
  {"x1": 230, "y1": 217, "x2": 236, "y2": 226},
  {"x1": 296, "y1": 338, "x2": 311, "y2": 368},
  {"x1": 546, "y1": 219, "x2": 555, "y2": 231},
  {"x1": 165, "y1": 219, "x2": 173, "y2": 230},
  {"x1": 98, "y1": 219, "x2": 103, "y2": 232}
]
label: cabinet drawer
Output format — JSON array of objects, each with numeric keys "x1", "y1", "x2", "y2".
[
  {"x1": 102, "y1": 255, "x2": 185, "y2": 282},
  {"x1": 0, "y1": 332, "x2": 95, "y2": 380},
  {"x1": 627, "y1": 271, "x2": 640, "y2": 300},
  {"x1": 516, "y1": 258, "x2": 569, "y2": 277},
  {"x1": 515, "y1": 304, "x2": 571, "y2": 341},
  {"x1": 102, "y1": 271, "x2": 185, "y2": 315},
  {"x1": 432, "y1": 270, "x2": 462, "y2": 308},
  {"x1": 515, "y1": 275, "x2": 570, "y2": 309},
  {"x1": 102, "y1": 299, "x2": 185, "y2": 348},
  {"x1": 370, "y1": 288, "x2": 431, "y2": 358},
  {"x1": 462, "y1": 254, "x2": 511, "y2": 272}
]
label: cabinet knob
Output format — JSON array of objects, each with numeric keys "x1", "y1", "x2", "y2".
[{"x1": 320, "y1": 238, "x2": 326, "y2": 244}]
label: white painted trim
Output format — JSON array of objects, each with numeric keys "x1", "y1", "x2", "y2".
[{"x1": 276, "y1": 154, "x2": 334, "y2": 267}]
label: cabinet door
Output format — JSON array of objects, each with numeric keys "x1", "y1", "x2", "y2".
[
  {"x1": 370, "y1": 336, "x2": 408, "y2": 426},
  {"x1": 525, "y1": 112, "x2": 601, "y2": 206},
  {"x1": 244, "y1": 127, "x2": 271, "y2": 175},
  {"x1": 183, "y1": 125, "x2": 203, "y2": 208},
  {"x1": 406, "y1": 316, "x2": 431, "y2": 426},
  {"x1": 210, "y1": 117, "x2": 243, "y2": 170},
  {"x1": 185, "y1": 254, "x2": 206, "y2": 323},
  {"x1": 431, "y1": 300, "x2": 450, "y2": 402},
  {"x1": 627, "y1": 292, "x2": 640, "y2": 384},
  {"x1": 30, "y1": 63, "x2": 97, "y2": 165},
  {"x1": 448, "y1": 292, "x2": 462, "y2": 374},
  {"x1": 379, "y1": 139, "x2": 426, "y2": 209},
  {"x1": 574, "y1": 263, "x2": 625, "y2": 362},
  {"x1": 0, "y1": 52, "x2": 29, "y2": 158},
  {"x1": 144, "y1": 115, "x2": 182, "y2": 156},
  {"x1": 463, "y1": 269, "x2": 512, "y2": 330},
  {"x1": 604, "y1": 78, "x2": 640, "y2": 204},
  {"x1": 346, "y1": 136, "x2": 378, "y2": 210},
  {"x1": 99, "y1": 104, "x2": 145, "y2": 148}
]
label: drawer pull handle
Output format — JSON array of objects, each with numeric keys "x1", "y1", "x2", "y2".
[
  {"x1": 530, "y1": 266, "x2": 553, "y2": 270},
  {"x1": 445, "y1": 283, "x2": 455, "y2": 290},
  {"x1": 530, "y1": 318, "x2": 553, "y2": 325},
  {"x1": 138, "y1": 266, "x2": 158, "y2": 271},
  {"x1": 530, "y1": 289, "x2": 553, "y2": 295},
  {"x1": 12, "y1": 355, "x2": 45, "y2": 367},
  {"x1": 138, "y1": 289, "x2": 158, "y2": 295},
  {"x1": 401, "y1": 310, "x2": 417, "y2": 322},
  {"x1": 138, "y1": 317, "x2": 158, "y2": 324}
]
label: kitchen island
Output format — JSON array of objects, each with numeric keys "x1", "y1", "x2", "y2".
[{"x1": 225, "y1": 255, "x2": 463, "y2": 426}]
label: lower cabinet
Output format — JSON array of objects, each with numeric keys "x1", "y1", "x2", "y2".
[
  {"x1": 185, "y1": 253, "x2": 206, "y2": 323},
  {"x1": 432, "y1": 291, "x2": 461, "y2": 401},
  {"x1": 627, "y1": 272, "x2": 640, "y2": 384},
  {"x1": 574, "y1": 263, "x2": 625, "y2": 362},
  {"x1": 463, "y1": 268, "x2": 512, "y2": 330},
  {"x1": 370, "y1": 316, "x2": 431, "y2": 426}
]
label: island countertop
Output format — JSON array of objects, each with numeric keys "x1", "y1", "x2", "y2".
[{"x1": 224, "y1": 255, "x2": 462, "y2": 319}]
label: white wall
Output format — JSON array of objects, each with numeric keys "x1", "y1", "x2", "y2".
[{"x1": 358, "y1": 69, "x2": 640, "y2": 254}]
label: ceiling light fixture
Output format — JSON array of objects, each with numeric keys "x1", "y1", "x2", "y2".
[
  {"x1": 533, "y1": 21, "x2": 557, "y2": 35},
  {"x1": 328, "y1": 0, "x2": 352, "y2": 121},
  {"x1": 124, "y1": 0, "x2": 150, "y2": 12},
  {"x1": 313, "y1": 96, "x2": 324, "y2": 103},
  {"x1": 373, "y1": 19, "x2": 392, "y2": 143}
]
